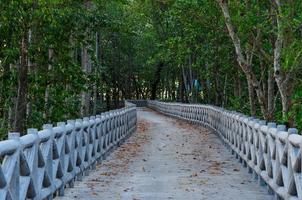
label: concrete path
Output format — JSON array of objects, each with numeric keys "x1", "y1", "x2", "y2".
[{"x1": 58, "y1": 108, "x2": 272, "y2": 200}]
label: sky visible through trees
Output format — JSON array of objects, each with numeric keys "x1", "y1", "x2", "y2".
[{"x1": 0, "y1": 0, "x2": 302, "y2": 138}]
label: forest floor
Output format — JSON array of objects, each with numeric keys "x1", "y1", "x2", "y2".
[{"x1": 58, "y1": 108, "x2": 272, "y2": 200}]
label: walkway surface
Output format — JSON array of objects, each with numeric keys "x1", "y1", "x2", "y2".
[{"x1": 59, "y1": 108, "x2": 272, "y2": 200}]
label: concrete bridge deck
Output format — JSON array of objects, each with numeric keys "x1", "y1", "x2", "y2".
[{"x1": 58, "y1": 108, "x2": 272, "y2": 200}]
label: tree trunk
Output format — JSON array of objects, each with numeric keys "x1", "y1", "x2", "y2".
[
  {"x1": 151, "y1": 62, "x2": 164, "y2": 100},
  {"x1": 93, "y1": 33, "x2": 100, "y2": 115},
  {"x1": 280, "y1": 88, "x2": 292, "y2": 124},
  {"x1": 273, "y1": 0, "x2": 294, "y2": 124},
  {"x1": 92, "y1": 84, "x2": 98, "y2": 115},
  {"x1": 179, "y1": 74, "x2": 185, "y2": 102},
  {"x1": 247, "y1": 78, "x2": 256, "y2": 116},
  {"x1": 44, "y1": 48, "x2": 53, "y2": 121},
  {"x1": 222, "y1": 74, "x2": 228, "y2": 107},
  {"x1": 105, "y1": 89, "x2": 111, "y2": 111},
  {"x1": 8, "y1": 64, "x2": 15, "y2": 128},
  {"x1": 267, "y1": 70, "x2": 275, "y2": 121},
  {"x1": 214, "y1": 66, "x2": 221, "y2": 106},
  {"x1": 14, "y1": 33, "x2": 29, "y2": 133},
  {"x1": 81, "y1": 47, "x2": 92, "y2": 116}
]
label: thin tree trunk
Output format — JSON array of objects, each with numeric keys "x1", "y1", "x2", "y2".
[
  {"x1": 44, "y1": 48, "x2": 53, "y2": 120},
  {"x1": 222, "y1": 74, "x2": 228, "y2": 107},
  {"x1": 106, "y1": 88, "x2": 111, "y2": 111},
  {"x1": 81, "y1": 47, "x2": 92, "y2": 116},
  {"x1": 14, "y1": 33, "x2": 29, "y2": 132},
  {"x1": 247, "y1": 78, "x2": 256, "y2": 116},
  {"x1": 238, "y1": 76, "x2": 243, "y2": 97},
  {"x1": 181, "y1": 65, "x2": 190, "y2": 102},
  {"x1": 171, "y1": 76, "x2": 176, "y2": 101},
  {"x1": 267, "y1": 70, "x2": 275, "y2": 121},
  {"x1": 273, "y1": 0, "x2": 294, "y2": 123},
  {"x1": 8, "y1": 64, "x2": 15, "y2": 128},
  {"x1": 92, "y1": 84, "x2": 98, "y2": 115},
  {"x1": 93, "y1": 33, "x2": 100, "y2": 115},
  {"x1": 179, "y1": 74, "x2": 185, "y2": 102},
  {"x1": 214, "y1": 66, "x2": 220, "y2": 106},
  {"x1": 151, "y1": 62, "x2": 164, "y2": 100}
]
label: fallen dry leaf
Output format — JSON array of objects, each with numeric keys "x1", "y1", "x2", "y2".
[{"x1": 190, "y1": 172, "x2": 198, "y2": 177}]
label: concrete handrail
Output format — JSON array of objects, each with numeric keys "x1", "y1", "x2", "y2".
[
  {"x1": 147, "y1": 100, "x2": 301, "y2": 200},
  {"x1": 0, "y1": 101, "x2": 137, "y2": 200}
]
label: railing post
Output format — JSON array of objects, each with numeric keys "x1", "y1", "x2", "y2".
[
  {"x1": 95, "y1": 115, "x2": 103, "y2": 163},
  {"x1": 66, "y1": 119, "x2": 76, "y2": 188},
  {"x1": 8, "y1": 132, "x2": 20, "y2": 200},
  {"x1": 288, "y1": 128, "x2": 298, "y2": 135},
  {"x1": 57, "y1": 122, "x2": 67, "y2": 197},
  {"x1": 42, "y1": 124, "x2": 54, "y2": 200},
  {"x1": 82, "y1": 117, "x2": 90, "y2": 177},
  {"x1": 26, "y1": 128, "x2": 39, "y2": 199},
  {"x1": 75, "y1": 119, "x2": 84, "y2": 181},
  {"x1": 102, "y1": 113, "x2": 108, "y2": 159},
  {"x1": 89, "y1": 116, "x2": 97, "y2": 170}
]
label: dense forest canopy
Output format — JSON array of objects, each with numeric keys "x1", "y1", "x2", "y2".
[{"x1": 0, "y1": 0, "x2": 302, "y2": 138}]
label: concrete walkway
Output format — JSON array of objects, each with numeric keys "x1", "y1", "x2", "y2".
[{"x1": 58, "y1": 108, "x2": 272, "y2": 200}]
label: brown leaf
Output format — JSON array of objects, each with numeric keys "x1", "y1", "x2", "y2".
[{"x1": 191, "y1": 172, "x2": 198, "y2": 177}]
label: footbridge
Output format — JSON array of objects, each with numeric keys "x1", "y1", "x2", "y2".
[{"x1": 0, "y1": 100, "x2": 301, "y2": 200}]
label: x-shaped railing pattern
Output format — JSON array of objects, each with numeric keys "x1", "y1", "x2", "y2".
[
  {"x1": 0, "y1": 101, "x2": 137, "y2": 200},
  {"x1": 148, "y1": 100, "x2": 302, "y2": 200}
]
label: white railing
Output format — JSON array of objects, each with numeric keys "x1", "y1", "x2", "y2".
[
  {"x1": 0, "y1": 101, "x2": 137, "y2": 200},
  {"x1": 148, "y1": 100, "x2": 301, "y2": 200}
]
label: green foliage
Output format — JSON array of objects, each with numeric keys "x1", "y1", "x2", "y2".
[{"x1": 1, "y1": 0, "x2": 302, "y2": 137}]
